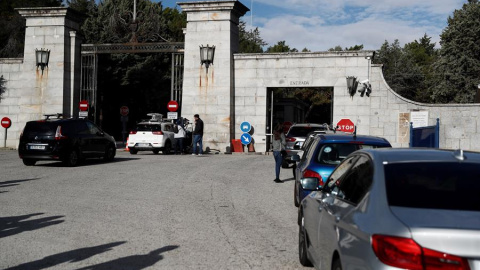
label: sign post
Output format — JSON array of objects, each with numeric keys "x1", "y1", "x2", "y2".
[
  {"x1": 120, "y1": 106, "x2": 129, "y2": 145},
  {"x1": 336, "y1": 119, "x2": 355, "y2": 133},
  {"x1": 1, "y1": 117, "x2": 12, "y2": 148},
  {"x1": 79, "y1": 100, "x2": 89, "y2": 118}
]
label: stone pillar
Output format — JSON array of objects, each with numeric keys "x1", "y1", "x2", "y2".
[
  {"x1": 179, "y1": 1, "x2": 249, "y2": 153},
  {"x1": 16, "y1": 7, "x2": 83, "y2": 119}
]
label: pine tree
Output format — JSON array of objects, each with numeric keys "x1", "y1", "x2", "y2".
[{"x1": 431, "y1": 0, "x2": 480, "y2": 103}]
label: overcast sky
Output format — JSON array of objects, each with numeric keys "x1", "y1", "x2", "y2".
[{"x1": 158, "y1": 0, "x2": 465, "y2": 51}]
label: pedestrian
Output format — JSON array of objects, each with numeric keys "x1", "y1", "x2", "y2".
[
  {"x1": 272, "y1": 123, "x2": 286, "y2": 183},
  {"x1": 192, "y1": 114, "x2": 204, "y2": 155},
  {"x1": 174, "y1": 118, "x2": 186, "y2": 155}
]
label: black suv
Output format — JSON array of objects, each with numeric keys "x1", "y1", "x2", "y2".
[{"x1": 18, "y1": 115, "x2": 116, "y2": 166}]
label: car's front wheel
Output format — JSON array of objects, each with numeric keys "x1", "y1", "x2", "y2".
[
  {"x1": 22, "y1": 159, "x2": 36, "y2": 166},
  {"x1": 104, "y1": 145, "x2": 116, "y2": 161},
  {"x1": 299, "y1": 215, "x2": 313, "y2": 267},
  {"x1": 294, "y1": 183, "x2": 300, "y2": 207}
]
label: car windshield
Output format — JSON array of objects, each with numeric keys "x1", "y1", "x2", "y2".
[
  {"x1": 23, "y1": 121, "x2": 58, "y2": 135},
  {"x1": 385, "y1": 162, "x2": 480, "y2": 211},
  {"x1": 135, "y1": 124, "x2": 162, "y2": 132},
  {"x1": 287, "y1": 126, "x2": 326, "y2": 137},
  {"x1": 317, "y1": 143, "x2": 383, "y2": 165}
]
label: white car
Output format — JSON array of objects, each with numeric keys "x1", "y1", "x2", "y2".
[{"x1": 127, "y1": 114, "x2": 175, "y2": 155}]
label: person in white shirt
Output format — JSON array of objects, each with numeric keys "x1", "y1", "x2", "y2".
[{"x1": 174, "y1": 118, "x2": 186, "y2": 155}]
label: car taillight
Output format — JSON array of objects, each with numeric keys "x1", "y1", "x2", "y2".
[
  {"x1": 55, "y1": 126, "x2": 67, "y2": 140},
  {"x1": 372, "y1": 235, "x2": 470, "y2": 270},
  {"x1": 286, "y1": 137, "x2": 296, "y2": 142},
  {"x1": 129, "y1": 131, "x2": 137, "y2": 135},
  {"x1": 152, "y1": 131, "x2": 163, "y2": 135},
  {"x1": 302, "y1": 169, "x2": 324, "y2": 186}
]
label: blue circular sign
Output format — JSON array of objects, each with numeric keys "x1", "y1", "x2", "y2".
[
  {"x1": 240, "y1": 133, "x2": 252, "y2": 145},
  {"x1": 240, "y1": 121, "x2": 251, "y2": 133}
]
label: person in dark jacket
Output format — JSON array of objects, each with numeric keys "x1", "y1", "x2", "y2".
[{"x1": 192, "y1": 114, "x2": 204, "y2": 155}]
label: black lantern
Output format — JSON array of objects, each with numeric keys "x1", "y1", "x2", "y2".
[
  {"x1": 199, "y1": 44, "x2": 215, "y2": 74},
  {"x1": 35, "y1": 48, "x2": 50, "y2": 75},
  {"x1": 346, "y1": 76, "x2": 358, "y2": 98}
]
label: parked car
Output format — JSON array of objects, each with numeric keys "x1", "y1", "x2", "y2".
[
  {"x1": 298, "y1": 148, "x2": 480, "y2": 270},
  {"x1": 284, "y1": 123, "x2": 330, "y2": 167},
  {"x1": 18, "y1": 114, "x2": 116, "y2": 166},
  {"x1": 292, "y1": 134, "x2": 391, "y2": 207},
  {"x1": 127, "y1": 113, "x2": 175, "y2": 155}
]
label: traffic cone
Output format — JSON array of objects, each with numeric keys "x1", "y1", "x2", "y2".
[{"x1": 125, "y1": 137, "x2": 129, "y2": 151}]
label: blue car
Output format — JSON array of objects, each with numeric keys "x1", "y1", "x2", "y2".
[{"x1": 292, "y1": 134, "x2": 391, "y2": 207}]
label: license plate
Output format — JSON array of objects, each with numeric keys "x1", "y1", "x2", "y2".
[
  {"x1": 29, "y1": 145, "x2": 46, "y2": 150},
  {"x1": 137, "y1": 143, "x2": 150, "y2": 147}
]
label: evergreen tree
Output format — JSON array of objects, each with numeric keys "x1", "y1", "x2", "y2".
[
  {"x1": 431, "y1": 0, "x2": 480, "y2": 103},
  {"x1": 0, "y1": 0, "x2": 63, "y2": 58},
  {"x1": 266, "y1": 41, "x2": 298, "y2": 53},
  {"x1": 239, "y1": 21, "x2": 266, "y2": 53}
]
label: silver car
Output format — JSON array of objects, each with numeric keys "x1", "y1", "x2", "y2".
[{"x1": 298, "y1": 148, "x2": 480, "y2": 270}]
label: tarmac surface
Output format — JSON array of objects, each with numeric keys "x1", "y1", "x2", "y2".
[{"x1": 0, "y1": 149, "x2": 308, "y2": 269}]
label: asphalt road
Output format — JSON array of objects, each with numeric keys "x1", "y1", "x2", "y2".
[{"x1": 0, "y1": 149, "x2": 308, "y2": 270}]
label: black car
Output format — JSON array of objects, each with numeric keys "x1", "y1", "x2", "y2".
[{"x1": 18, "y1": 115, "x2": 116, "y2": 166}]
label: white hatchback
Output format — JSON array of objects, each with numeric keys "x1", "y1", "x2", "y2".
[{"x1": 128, "y1": 115, "x2": 175, "y2": 155}]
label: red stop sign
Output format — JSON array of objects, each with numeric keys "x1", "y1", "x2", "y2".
[
  {"x1": 167, "y1": 100, "x2": 179, "y2": 112},
  {"x1": 120, "y1": 106, "x2": 129, "y2": 116},
  {"x1": 336, "y1": 119, "x2": 355, "y2": 133},
  {"x1": 79, "y1": 100, "x2": 88, "y2": 111},
  {"x1": 1, "y1": 117, "x2": 12, "y2": 128}
]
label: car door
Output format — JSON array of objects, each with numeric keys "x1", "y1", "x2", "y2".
[
  {"x1": 85, "y1": 121, "x2": 107, "y2": 156},
  {"x1": 317, "y1": 154, "x2": 374, "y2": 270},
  {"x1": 305, "y1": 155, "x2": 358, "y2": 265}
]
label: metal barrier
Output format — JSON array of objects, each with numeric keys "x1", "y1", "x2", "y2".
[{"x1": 409, "y1": 118, "x2": 440, "y2": 148}]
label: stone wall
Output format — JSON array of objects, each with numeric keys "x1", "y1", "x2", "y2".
[
  {"x1": 0, "y1": 8, "x2": 82, "y2": 148},
  {"x1": 234, "y1": 51, "x2": 480, "y2": 152}
]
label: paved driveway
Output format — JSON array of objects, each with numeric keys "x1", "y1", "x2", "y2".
[{"x1": 0, "y1": 150, "x2": 306, "y2": 269}]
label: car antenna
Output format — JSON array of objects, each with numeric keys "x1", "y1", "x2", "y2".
[{"x1": 353, "y1": 125, "x2": 357, "y2": 139}]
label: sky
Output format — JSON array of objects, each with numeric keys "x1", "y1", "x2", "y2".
[{"x1": 157, "y1": 0, "x2": 466, "y2": 52}]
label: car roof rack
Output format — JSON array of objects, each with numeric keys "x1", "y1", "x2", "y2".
[{"x1": 44, "y1": 113, "x2": 63, "y2": 120}]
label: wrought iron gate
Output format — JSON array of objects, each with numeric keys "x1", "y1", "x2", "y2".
[{"x1": 80, "y1": 42, "x2": 184, "y2": 123}]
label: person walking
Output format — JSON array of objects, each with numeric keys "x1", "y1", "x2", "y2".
[
  {"x1": 192, "y1": 114, "x2": 204, "y2": 155},
  {"x1": 272, "y1": 123, "x2": 286, "y2": 183},
  {"x1": 174, "y1": 118, "x2": 186, "y2": 155}
]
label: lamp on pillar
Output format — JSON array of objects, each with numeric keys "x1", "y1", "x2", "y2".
[
  {"x1": 346, "y1": 76, "x2": 358, "y2": 98},
  {"x1": 199, "y1": 44, "x2": 215, "y2": 74},
  {"x1": 35, "y1": 48, "x2": 50, "y2": 75}
]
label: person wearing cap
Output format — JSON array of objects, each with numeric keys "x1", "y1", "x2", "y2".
[{"x1": 192, "y1": 114, "x2": 204, "y2": 155}]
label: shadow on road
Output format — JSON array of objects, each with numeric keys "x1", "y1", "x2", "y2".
[
  {"x1": 76, "y1": 245, "x2": 179, "y2": 270},
  {"x1": 0, "y1": 213, "x2": 64, "y2": 238},
  {"x1": 4, "y1": 241, "x2": 127, "y2": 270},
  {"x1": 0, "y1": 178, "x2": 41, "y2": 191},
  {"x1": 33, "y1": 157, "x2": 140, "y2": 168}
]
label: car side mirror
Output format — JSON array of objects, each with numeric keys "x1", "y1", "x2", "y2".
[
  {"x1": 291, "y1": 154, "x2": 300, "y2": 162},
  {"x1": 300, "y1": 177, "x2": 322, "y2": 191}
]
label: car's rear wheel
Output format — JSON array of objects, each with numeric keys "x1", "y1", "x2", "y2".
[
  {"x1": 163, "y1": 141, "x2": 171, "y2": 155},
  {"x1": 152, "y1": 149, "x2": 160, "y2": 154},
  {"x1": 22, "y1": 159, "x2": 36, "y2": 166},
  {"x1": 104, "y1": 145, "x2": 116, "y2": 161},
  {"x1": 129, "y1": 148, "x2": 138, "y2": 155},
  {"x1": 299, "y1": 215, "x2": 313, "y2": 266},
  {"x1": 64, "y1": 150, "x2": 79, "y2": 167}
]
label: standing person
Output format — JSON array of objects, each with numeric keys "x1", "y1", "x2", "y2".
[
  {"x1": 174, "y1": 118, "x2": 186, "y2": 155},
  {"x1": 272, "y1": 123, "x2": 286, "y2": 183},
  {"x1": 192, "y1": 114, "x2": 204, "y2": 155}
]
